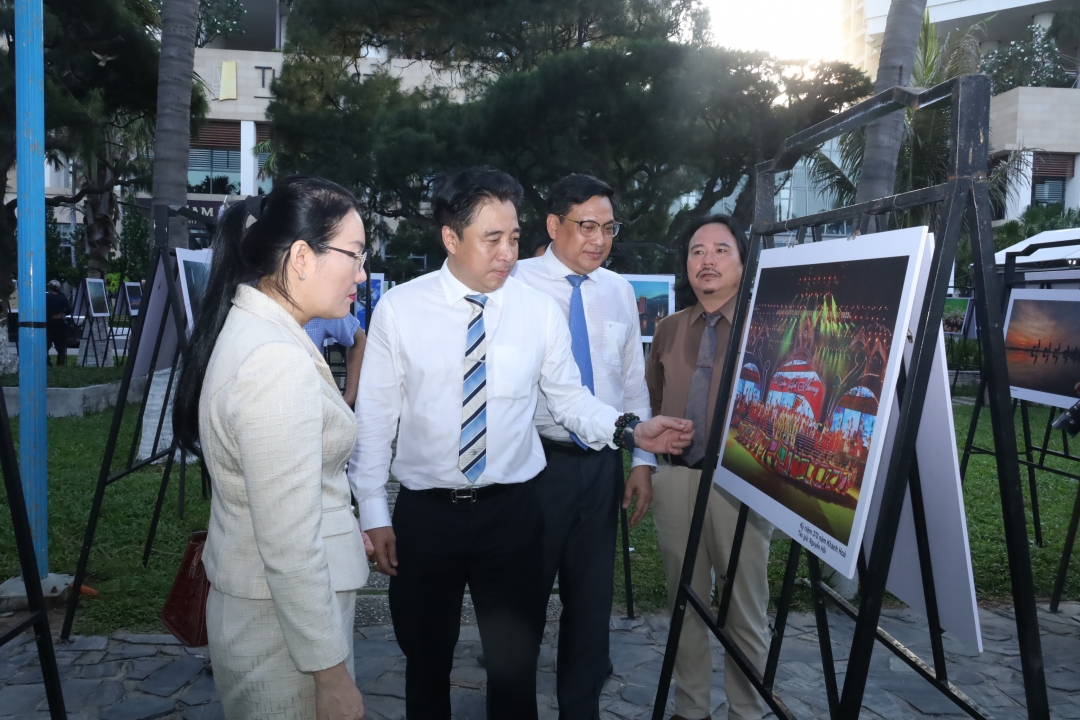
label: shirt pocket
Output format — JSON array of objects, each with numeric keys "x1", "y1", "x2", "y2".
[
  {"x1": 489, "y1": 346, "x2": 534, "y2": 400},
  {"x1": 602, "y1": 321, "x2": 631, "y2": 366}
]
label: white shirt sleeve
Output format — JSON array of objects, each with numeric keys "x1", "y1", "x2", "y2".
[
  {"x1": 537, "y1": 300, "x2": 622, "y2": 448},
  {"x1": 349, "y1": 300, "x2": 400, "y2": 530},
  {"x1": 621, "y1": 282, "x2": 656, "y2": 469}
]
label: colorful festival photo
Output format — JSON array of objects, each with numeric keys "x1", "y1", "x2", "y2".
[{"x1": 719, "y1": 254, "x2": 912, "y2": 550}]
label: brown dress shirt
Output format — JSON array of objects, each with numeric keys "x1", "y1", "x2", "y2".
[{"x1": 645, "y1": 296, "x2": 737, "y2": 443}]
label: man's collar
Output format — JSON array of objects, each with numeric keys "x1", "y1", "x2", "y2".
[
  {"x1": 691, "y1": 295, "x2": 738, "y2": 326},
  {"x1": 542, "y1": 245, "x2": 597, "y2": 282},
  {"x1": 437, "y1": 261, "x2": 505, "y2": 307}
]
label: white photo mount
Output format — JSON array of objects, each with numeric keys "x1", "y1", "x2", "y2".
[
  {"x1": 622, "y1": 274, "x2": 676, "y2": 343},
  {"x1": 1003, "y1": 288, "x2": 1080, "y2": 409},
  {"x1": 175, "y1": 248, "x2": 213, "y2": 334},
  {"x1": 714, "y1": 227, "x2": 932, "y2": 579}
]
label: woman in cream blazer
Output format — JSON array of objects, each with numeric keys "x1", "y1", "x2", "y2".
[{"x1": 173, "y1": 176, "x2": 371, "y2": 720}]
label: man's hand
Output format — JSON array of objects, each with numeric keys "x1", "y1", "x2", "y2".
[
  {"x1": 633, "y1": 416, "x2": 694, "y2": 455},
  {"x1": 623, "y1": 465, "x2": 653, "y2": 526},
  {"x1": 313, "y1": 662, "x2": 365, "y2": 720},
  {"x1": 365, "y1": 526, "x2": 398, "y2": 576},
  {"x1": 360, "y1": 530, "x2": 375, "y2": 558}
]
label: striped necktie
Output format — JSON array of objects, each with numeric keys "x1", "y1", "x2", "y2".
[{"x1": 459, "y1": 294, "x2": 488, "y2": 483}]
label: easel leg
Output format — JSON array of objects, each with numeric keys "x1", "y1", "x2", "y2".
[
  {"x1": 1051, "y1": 481, "x2": 1080, "y2": 613},
  {"x1": 958, "y1": 377, "x2": 986, "y2": 482},
  {"x1": 763, "y1": 541, "x2": 801, "y2": 690},
  {"x1": 619, "y1": 505, "x2": 634, "y2": 620},
  {"x1": 142, "y1": 446, "x2": 176, "y2": 566},
  {"x1": 1038, "y1": 407, "x2": 1054, "y2": 468},
  {"x1": 1020, "y1": 401, "x2": 1044, "y2": 547},
  {"x1": 806, "y1": 555, "x2": 840, "y2": 717},
  {"x1": 177, "y1": 451, "x2": 187, "y2": 520}
]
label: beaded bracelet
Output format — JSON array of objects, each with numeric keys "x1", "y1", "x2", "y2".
[{"x1": 613, "y1": 413, "x2": 641, "y2": 450}]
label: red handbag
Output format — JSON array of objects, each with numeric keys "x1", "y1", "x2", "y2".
[{"x1": 162, "y1": 531, "x2": 211, "y2": 647}]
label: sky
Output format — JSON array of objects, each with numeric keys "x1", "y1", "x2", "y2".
[{"x1": 703, "y1": 0, "x2": 844, "y2": 62}]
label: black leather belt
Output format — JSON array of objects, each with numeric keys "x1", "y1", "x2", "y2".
[
  {"x1": 540, "y1": 436, "x2": 595, "y2": 457},
  {"x1": 406, "y1": 483, "x2": 510, "y2": 505}
]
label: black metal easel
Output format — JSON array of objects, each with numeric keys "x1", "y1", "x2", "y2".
[
  {"x1": 653, "y1": 75, "x2": 1049, "y2": 720},
  {"x1": 61, "y1": 205, "x2": 197, "y2": 641},
  {"x1": 0, "y1": 378, "x2": 66, "y2": 718}
]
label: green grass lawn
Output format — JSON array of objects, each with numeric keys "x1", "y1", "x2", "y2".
[
  {"x1": 0, "y1": 396, "x2": 1076, "y2": 636},
  {"x1": 614, "y1": 401, "x2": 1080, "y2": 614},
  {"x1": 0, "y1": 408, "x2": 209, "y2": 635},
  {"x1": 0, "y1": 365, "x2": 126, "y2": 388}
]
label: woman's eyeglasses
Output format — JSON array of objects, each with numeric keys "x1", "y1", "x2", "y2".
[{"x1": 326, "y1": 246, "x2": 368, "y2": 271}]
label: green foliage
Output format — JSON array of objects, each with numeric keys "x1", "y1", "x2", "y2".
[
  {"x1": 980, "y1": 24, "x2": 1070, "y2": 95},
  {"x1": 113, "y1": 203, "x2": 152, "y2": 282},
  {"x1": 269, "y1": 16, "x2": 871, "y2": 281},
  {"x1": 45, "y1": 207, "x2": 81, "y2": 286},
  {"x1": 994, "y1": 204, "x2": 1080, "y2": 245}
]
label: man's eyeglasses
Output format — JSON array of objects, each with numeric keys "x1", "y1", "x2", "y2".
[
  {"x1": 326, "y1": 246, "x2": 368, "y2": 271},
  {"x1": 558, "y1": 215, "x2": 621, "y2": 238}
]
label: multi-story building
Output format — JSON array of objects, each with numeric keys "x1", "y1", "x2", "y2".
[{"x1": 841, "y1": 0, "x2": 1080, "y2": 220}]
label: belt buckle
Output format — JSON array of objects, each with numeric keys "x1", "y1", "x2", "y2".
[{"x1": 451, "y1": 487, "x2": 478, "y2": 504}]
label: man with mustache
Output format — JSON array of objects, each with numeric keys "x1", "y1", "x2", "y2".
[
  {"x1": 350, "y1": 166, "x2": 695, "y2": 720},
  {"x1": 645, "y1": 215, "x2": 773, "y2": 720},
  {"x1": 513, "y1": 174, "x2": 654, "y2": 719}
]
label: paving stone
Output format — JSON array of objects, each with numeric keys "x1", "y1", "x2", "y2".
[
  {"x1": 6, "y1": 666, "x2": 42, "y2": 684},
  {"x1": 363, "y1": 671, "x2": 405, "y2": 698},
  {"x1": 62, "y1": 637, "x2": 108, "y2": 652},
  {"x1": 178, "y1": 671, "x2": 217, "y2": 706},
  {"x1": 113, "y1": 634, "x2": 181, "y2": 646},
  {"x1": 138, "y1": 656, "x2": 205, "y2": 697},
  {"x1": 127, "y1": 658, "x2": 170, "y2": 680},
  {"x1": 76, "y1": 661, "x2": 125, "y2": 679},
  {"x1": 609, "y1": 645, "x2": 661, "y2": 676},
  {"x1": 53, "y1": 650, "x2": 82, "y2": 666},
  {"x1": 877, "y1": 675, "x2": 967, "y2": 715},
  {"x1": 0, "y1": 681, "x2": 45, "y2": 715},
  {"x1": 104, "y1": 645, "x2": 159, "y2": 661},
  {"x1": 99, "y1": 693, "x2": 176, "y2": 720},
  {"x1": 183, "y1": 701, "x2": 224, "y2": 720},
  {"x1": 74, "y1": 650, "x2": 105, "y2": 665},
  {"x1": 362, "y1": 692, "x2": 405, "y2": 720},
  {"x1": 448, "y1": 664, "x2": 486, "y2": 689},
  {"x1": 449, "y1": 686, "x2": 486, "y2": 719},
  {"x1": 1049, "y1": 672, "x2": 1080, "y2": 693},
  {"x1": 84, "y1": 680, "x2": 126, "y2": 707},
  {"x1": 57, "y1": 678, "x2": 112, "y2": 710}
]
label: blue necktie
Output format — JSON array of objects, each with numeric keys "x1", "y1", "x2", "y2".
[
  {"x1": 459, "y1": 294, "x2": 488, "y2": 483},
  {"x1": 567, "y1": 275, "x2": 594, "y2": 449}
]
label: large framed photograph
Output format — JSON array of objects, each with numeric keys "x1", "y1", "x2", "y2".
[
  {"x1": 175, "y1": 248, "x2": 213, "y2": 333},
  {"x1": 122, "y1": 282, "x2": 142, "y2": 317},
  {"x1": 714, "y1": 227, "x2": 931, "y2": 578},
  {"x1": 86, "y1": 278, "x2": 110, "y2": 318},
  {"x1": 355, "y1": 272, "x2": 384, "y2": 330},
  {"x1": 1003, "y1": 288, "x2": 1080, "y2": 409},
  {"x1": 622, "y1": 274, "x2": 676, "y2": 343}
]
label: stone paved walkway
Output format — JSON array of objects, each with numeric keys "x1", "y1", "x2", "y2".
[{"x1": 0, "y1": 601, "x2": 1077, "y2": 719}]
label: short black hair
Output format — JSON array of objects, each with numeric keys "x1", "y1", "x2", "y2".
[
  {"x1": 432, "y1": 166, "x2": 523, "y2": 239},
  {"x1": 547, "y1": 174, "x2": 616, "y2": 217}
]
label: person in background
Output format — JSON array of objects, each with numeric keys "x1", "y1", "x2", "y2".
[
  {"x1": 46, "y1": 280, "x2": 69, "y2": 366},
  {"x1": 173, "y1": 176, "x2": 373, "y2": 720},
  {"x1": 513, "y1": 173, "x2": 653, "y2": 719},
  {"x1": 351, "y1": 166, "x2": 694, "y2": 720},
  {"x1": 305, "y1": 315, "x2": 367, "y2": 408},
  {"x1": 533, "y1": 237, "x2": 553, "y2": 258},
  {"x1": 645, "y1": 214, "x2": 772, "y2": 720}
]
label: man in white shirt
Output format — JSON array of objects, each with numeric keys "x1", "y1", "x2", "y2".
[
  {"x1": 350, "y1": 166, "x2": 694, "y2": 720},
  {"x1": 513, "y1": 174, "x2": 654, "y2": 720}
]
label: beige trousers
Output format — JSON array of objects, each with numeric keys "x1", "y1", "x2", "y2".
[
  {"x1": 652, "y1": 463, "x2": 773, "y2": 720},
  {"x1": 206, "y1": 587, "x2": 357, "y2": 720}
]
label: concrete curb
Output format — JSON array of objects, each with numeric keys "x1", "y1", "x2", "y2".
[{"x1": 3, "y1": 376, "x2": 147, "y2": 418}]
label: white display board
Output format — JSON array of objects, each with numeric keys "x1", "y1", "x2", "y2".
[
  {"x1": 1003, "y1": 288, "x2": 1080, "y2": 409},
  {"x1": 714, "y1": 227, "x2": 931, "y2": 579},
  {"x1": 175, "y1": 248, "x2": 213, "y2": 333}
]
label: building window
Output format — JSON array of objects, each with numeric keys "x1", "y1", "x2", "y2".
[
  {"x1": 188, "y1": 149, "x2": 242, "y2": 195},
  {"x1": 1033, "y1": 177, "x2": 1066, "y2": 207}
]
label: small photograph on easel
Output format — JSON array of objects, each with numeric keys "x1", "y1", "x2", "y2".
[
  {"x1": 942, "y1": 297, "x2": 970, "y2": 337},
  {"x1": 86, "y1": 278, "x2": 110, "y2": 317},
  {"x1": 622, "y1": 274, "x2": 676, "y2": 343},
  {"x1": 1003, "y1": 288, "x2": 1080, "y2": 409},
  {"x1": 714, "y1": 227, "x2": 930, "y2": 578},
  {"x1": 124, "y1": 282, "x2": 142, "y2": 316},
  {"x1": 176, "y1": 248, "x2": 213, "y2": 333}
]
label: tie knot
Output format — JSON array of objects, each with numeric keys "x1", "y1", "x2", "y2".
[
  {"x1": 465, "y1": 294, "x2": 488, "y2": 309},
  {"x1": 566, "y1": 274, "x2": 588, "y2": 288},
  {"x1": 703, "y1": 311, "x2": 723, "y2": 328}
]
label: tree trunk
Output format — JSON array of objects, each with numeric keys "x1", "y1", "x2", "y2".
[
  {"x1": 152, "y1": 0, "x2": 199, "y2": 249},
  {"x1": 83, "y1": 164, "x2": 119, "y2": 279},
  {"x1": 854, "y1": 0, "x2": 928, "y2": 232}
]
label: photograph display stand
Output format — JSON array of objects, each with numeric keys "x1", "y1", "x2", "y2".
[
  {"x1": 73, "y1": 278, "x2": 118, "y2": 367},
  {"x1": 653, "y1": 75, "x2": 1049, "y2": 720},
  {"x1": 61, "y1": 205, "x2": 204, "y2": 641},
  {"x1": 0, "y1": 381, "x2": 66, "y2": 718},
  {"x1": 959, "y1": 238, "x2": 1080, "y2": 612}
]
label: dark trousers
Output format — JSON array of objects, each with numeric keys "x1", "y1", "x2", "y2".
[
  {"x1": 389, "y1": 480, "x2": 547, "y2": 720},
  {"x1": 46, "y1": 318, "x2": 67, "y2": 366},
  {"x1": 537, "y1": 443, "x2": 622, "y2": 720}
]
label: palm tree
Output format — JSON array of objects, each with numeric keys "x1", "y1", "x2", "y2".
[
  {"x1": 152, "y1": 0, "x2": 200, "y2": 249},
  {"x1": 854, "y1": 0, "x2": 927, "y2": 231}
]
